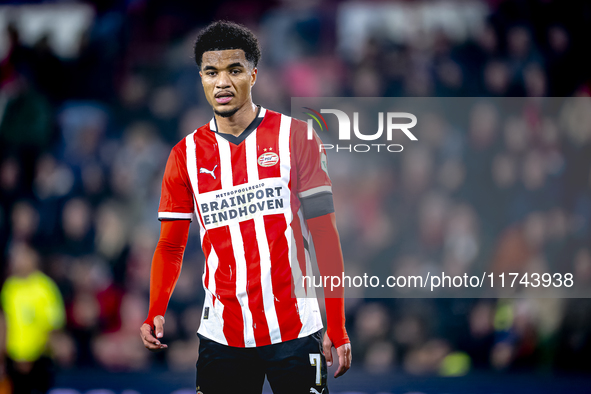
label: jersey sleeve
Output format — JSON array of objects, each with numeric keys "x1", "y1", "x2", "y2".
[
  {"x1": 292, "y1": 120, "x2": 334, "y2": 220},
  {"x1": 144, "y1": 219, "x2": 190, "y2": 327},
  {"x1": 158, "y1": 142, "x2": 194, "y2": 221}
]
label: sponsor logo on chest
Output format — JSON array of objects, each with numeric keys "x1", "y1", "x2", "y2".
[{"x1": 197, "y1": 178, "x2": 289, "y2": 230}]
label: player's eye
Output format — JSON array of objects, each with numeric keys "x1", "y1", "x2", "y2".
[
  {"x1": 206, "y1": 71, "x2": 216, "y2": 76},
  {"x1": 230, "y1": 69, "x2": 241, "y2": 75}
]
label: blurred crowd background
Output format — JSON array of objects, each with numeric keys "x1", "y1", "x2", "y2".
[{"x1": 1, "y1": 0, "x2": 591, "y2": 389}]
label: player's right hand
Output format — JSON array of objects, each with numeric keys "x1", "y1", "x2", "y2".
[
  {"x1": 322, "y1": 331, "x2": 352, "y2": 378},
  {"x1": 140, "y1": 315, "x2": 168, "y2": 351}
]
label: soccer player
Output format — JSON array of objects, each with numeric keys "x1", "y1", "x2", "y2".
[{"x1": 139, "y1": 21, "x2": 351, "y2": 393}]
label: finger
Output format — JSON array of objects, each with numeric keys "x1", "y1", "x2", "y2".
[
  {"x1": 144, "y1": 340, "x2": 168, "y2": 351},
  {"x1": 322, "y1": 335, "x2": 333, "y2": 367},
  {"x1": 148, "y1": 343, "x2": 168, "y2": 351},
  {"x1": 140, "y1": 324, "x2": 159, "y2": 344},
  {"x1": 334, "y1": 350, "x2": 346, "y2": 378},
  {"x1": 154, "y1": 315, "x2": 165, "y2": 339},
  {"x1": 141, "y1": 334, "x2": 168, "y2": 351},
  {"x1": 334, "y1": 345, "x2": 351, "y2": 378},
  {"x1": 140, "y1": 324, "x2": 166, "y2": 349},
  {"x1": 343, "y1": 345, "x2": 352, "y2": 369}
]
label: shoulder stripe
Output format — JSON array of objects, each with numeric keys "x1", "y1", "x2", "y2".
[{"x1": 158, "y1": 212, "x2": 193, "y2": 220}]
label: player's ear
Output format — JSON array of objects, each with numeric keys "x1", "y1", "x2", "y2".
[{"x1": 251, "y1": 67, "x2": 257, "y2": 87}]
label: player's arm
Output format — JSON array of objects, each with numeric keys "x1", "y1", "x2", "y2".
[
  {"x1": 295, "y1": 121, "x2": 351, "y2": 377},
  {"x1": 141, "y1": 142, "x2": 194, "y2": 351},
  {"x1": 140, "y1": 219, "x2": 190, "y2": 351},
  {"x1": 307, "y1": 212, "x2": 351, "y2": 378}
]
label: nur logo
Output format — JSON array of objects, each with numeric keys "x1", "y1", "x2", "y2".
[{"x1": 303, "y1": 107, "x2": 418, "y2": 153}]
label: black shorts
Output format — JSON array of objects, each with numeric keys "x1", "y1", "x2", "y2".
[{"x1": 196, "y1": 330, "x2": 328, "y2": 394}]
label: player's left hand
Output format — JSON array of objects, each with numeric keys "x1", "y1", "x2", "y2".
[
  {"x1": 140, "y1": 315, "x2": 168, "y2": 351},
  {"x1": 322, "y1": 332, "x2": 352, "y2": 378}
]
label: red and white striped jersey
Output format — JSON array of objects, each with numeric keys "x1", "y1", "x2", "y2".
[{"x1": 158, "y1": 107, "x2": 333, "y2": 347}]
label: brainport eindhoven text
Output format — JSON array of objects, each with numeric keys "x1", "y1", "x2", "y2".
[{"x1": 200, "y1": 183, "x2": 284, "y2": 226}]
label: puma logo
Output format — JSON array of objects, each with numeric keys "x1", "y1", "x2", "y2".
[
  {"x1": 310, "y1": 388, "x2": 325, "y2": 394},
  {"x1": 199, "y1": 165, "x2": 218, "y2": 179}
]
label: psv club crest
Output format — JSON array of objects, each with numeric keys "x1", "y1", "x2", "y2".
[{"x1": 257, "y1": 149, "x2": 279, "y2": 167}]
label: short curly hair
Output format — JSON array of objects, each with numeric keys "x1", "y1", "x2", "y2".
[{"x1": 193, "y1": 21, "x2": 261, "y2": 69}]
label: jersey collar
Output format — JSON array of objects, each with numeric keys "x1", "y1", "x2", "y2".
[{"x1": 209, "y1": 105, "x2": 266, "y2": 145}]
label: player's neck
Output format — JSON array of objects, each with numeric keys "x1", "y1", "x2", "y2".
[{"x1": 215, "y1": 102, "x2": 258, "y2": 137}]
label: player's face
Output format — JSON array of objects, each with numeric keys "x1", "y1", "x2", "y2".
[{"x1": 200, "y1": 49, "x2": 257, "y2": 118}]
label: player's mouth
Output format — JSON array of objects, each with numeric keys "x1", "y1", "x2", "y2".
[{"x1": 215, "y1": 91, "x2": 234, "y2": 104}]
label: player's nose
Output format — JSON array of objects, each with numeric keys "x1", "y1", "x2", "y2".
[{"x1": 215, "y1": 71, "x2": 231, "y2": 89}]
